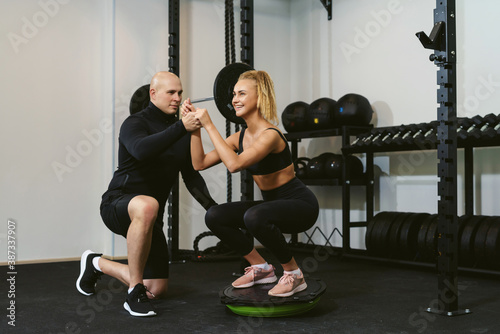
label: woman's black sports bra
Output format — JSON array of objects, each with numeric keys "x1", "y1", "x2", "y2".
[{"x1": 238, "y1": 127, "x2": 293, "y2": 175}]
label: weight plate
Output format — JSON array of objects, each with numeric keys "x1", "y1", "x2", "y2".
[
  {"x1": 398, "y1": 213, "x2": 431, "y2": 260},
  {"x1": 129, "y1": 84, "x2": 150, "y2": 115},
  {"x1": 213, "y1": 62, "x2": 254, "y2": 124},
  {"x1": 366, "y1": 212, "x2": 390, "y2": 252},
  {"x1": 485, "y1": 217, "x2": 500, "y2": 269},
  {"x1": 387, "y1": 212, "x2": 413, "y2": 259},
  {"x1": 457, "y1": 215, "x2": 471, "y2": 241},
  {"x1": 366, "y1": 212, "x2": 398, "y2": 255},
  {"x1": 416, "y1": 214, "x2": 437, "y2": 262},
  {"x1": 425, "y1": 216, "x2": 438, "y2": 262},
  {"x1": 365, "y1": 216, "x2": 376, "y2": 251},
  {"x1": 473, "y1": 216, "x2": 496, "y2": 268},
  {"x1": 372, "y1": 212, "x2": 401, "y2": 256},
  {"x1": 459, "y1": 215, "x2": 486, "y2": 267}
]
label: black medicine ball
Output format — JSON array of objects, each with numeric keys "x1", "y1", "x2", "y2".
[
  {"x1": 307, "y1": 156, "x2": 324, "y2": 179},
  {"x1": 324, "y1": 154, "x2": 364, "y2": 180},
  {"x1": 307, "y1": 152, "x2": 336, "y2": 179},
  {"x1": 333, "y1": 93, "x2": 373, "y2": 126},
  {"x1": 324, "y1": 154, "x2": 344, "y2": 179},
  {"x1": 345, "y1": 155, "x2": 364, "y2": 179},
  {"x1": 307, "y1": 98, "x2": 337, "y2": 130},
  {"x1": 282, "y1": 101, "x2": 309, "y2": 132}
]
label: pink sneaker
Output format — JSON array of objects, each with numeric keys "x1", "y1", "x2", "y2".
[
  {"x1": 268, "y1": 272, "x2": 307, "y2": 297},
  {"x1": 232, "y1": 265, "x2": 277, "y2": 288}
]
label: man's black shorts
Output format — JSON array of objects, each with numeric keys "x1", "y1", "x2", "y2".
[{"x1": 100, "y1": 190, "x2": 169, "y2": 279}]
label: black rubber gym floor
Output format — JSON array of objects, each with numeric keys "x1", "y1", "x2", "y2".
[{"x1": 2, "y1": 249, "x2": 499, "y2": 334}]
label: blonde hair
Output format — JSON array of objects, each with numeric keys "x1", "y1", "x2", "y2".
[{"x1": 238, "y1": 70, "x2": 278, "y2": 124}]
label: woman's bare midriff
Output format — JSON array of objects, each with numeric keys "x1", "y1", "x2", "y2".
[{"x1": 253, "y1": 164, "x2": 296, "y2": 191}]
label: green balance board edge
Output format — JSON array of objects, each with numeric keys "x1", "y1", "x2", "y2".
[{"x1": 225, "y1": 296, "x2": 321, "y2": 317}]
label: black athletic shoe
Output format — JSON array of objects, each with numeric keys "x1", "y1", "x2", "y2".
[
  {"x1": 123, "y1": 283, "x2": 157, "y2": 317},
  {"x1": 76, "y1": 250, "x2": 103, "y2": 296}
]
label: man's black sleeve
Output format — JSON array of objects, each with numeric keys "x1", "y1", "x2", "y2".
[
  {"x1": 120, "y1": 118, "x2": 187, "y2": 161},
  {"x1": 180, "y1": 151, "x2": 218, "y2": 211}
]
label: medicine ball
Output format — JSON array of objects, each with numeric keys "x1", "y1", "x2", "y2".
[
  {"x1": 333, "y1": 93, "x2": 373, "y2": 126},
  {"x1": 294, "y1": 157, "x2": 310, "y2": 179},
  {"x1": 307, "y1": 98, "x2": 337, "y2": 130},
  {"x1": 324, "y1": 154, "x2": 364, "y2": 180},
  {"x1": 307, "y1": 153, "x2": 336, "y2": 179},
  {"x1": 345, "y1": 155, "x2": 364, "y2": 180},
  {"x1": 324, "y1": 154, "x2": 344, "y2": 179},
  {"x1": 282, "y1": 101, "x2": 309, "y2": 132}
]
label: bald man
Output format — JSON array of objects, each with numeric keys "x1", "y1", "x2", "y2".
[{"x1": 76, "y1": 72, "x2": 217, "y2": 317}]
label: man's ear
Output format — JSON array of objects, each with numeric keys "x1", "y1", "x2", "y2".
[{"x1": 150, "y1": 88, "x2": 156, "y2": 101}]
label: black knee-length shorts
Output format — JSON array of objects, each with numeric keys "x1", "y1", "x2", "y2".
[{"x1": 100, "y1": 190, "x2": 169, "y2": 279}]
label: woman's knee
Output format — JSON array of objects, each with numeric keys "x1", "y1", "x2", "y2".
[
  {"x1": 205, "y1": 205, "x2": 222, "y2": 230},
  {"x1": 243, "y1": 208, "x2": 264, "y2": 234}
]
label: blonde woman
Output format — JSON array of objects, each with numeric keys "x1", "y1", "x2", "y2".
[{"x1": 182, "y1": 70, "x2": 319, "y2": 297}]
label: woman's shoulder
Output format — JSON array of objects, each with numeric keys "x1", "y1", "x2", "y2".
[{"x1": 264, "y1": 127, "x2": 286, "y2": 139}]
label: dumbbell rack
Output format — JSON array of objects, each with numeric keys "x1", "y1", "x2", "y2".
[
  {"x1": 343, "y1": 123, "x2": 500, "y2": 218},
  {"x1": 285, "y1": 125, "x2": 374, "y2": 251}
]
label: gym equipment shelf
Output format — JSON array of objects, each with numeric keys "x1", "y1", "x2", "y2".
[
  {"x1": 343, "y1": 128, "x2": 500, "y2": 154},
  {"x1": 301, "y1": 178, "x2": 367, "y2": 187},
  {"x1": 285, "y1": 125, "x2": 374, "y2": 252}
]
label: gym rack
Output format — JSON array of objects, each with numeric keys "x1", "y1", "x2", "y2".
[
  {"x1": 288, "y1": 0, "x2": 482, "y2": 317},
  {"x1": 285, "y1": 126, "x2": 374, "y2": 249}
]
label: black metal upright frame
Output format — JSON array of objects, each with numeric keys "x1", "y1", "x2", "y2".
[
  {"x1": 416, "y1": 0, "x2": 470, "y2": 316},
  {"x1": 167, "y1": 0, "x2": 180, "y2": 262},
  {"x1": 319, "y1": 0, "x2": 332, "y2": 21},
  {"x1": 240, "y1": 0, "x2": 254, "y2": 201},
  {"x1": 341, "y1": 128, "x2": 374, "y2": 252}
]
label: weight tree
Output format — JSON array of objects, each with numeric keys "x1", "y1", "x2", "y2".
[{"x1": 416, "y1": 0, "x2": 470, "y2": 316}]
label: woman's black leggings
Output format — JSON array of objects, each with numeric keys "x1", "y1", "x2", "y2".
[{"x1": 205, "y1": 177, "x2": 319, "y2": 264}]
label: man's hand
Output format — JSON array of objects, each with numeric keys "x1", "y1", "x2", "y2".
[
  {"x1": 182, "y1": 111, "x2": 202, "y2": 132},
  {"x1": 181, "y1": 98, "x2": 194, "y2": 117}
]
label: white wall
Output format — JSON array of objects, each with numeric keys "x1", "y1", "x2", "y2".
[
  {"x1": 1, "y1": 0, "x2": 500, "y2": 262},
  {"x1": 0, "y1": 0, "x2": 115, "y2": 262}
]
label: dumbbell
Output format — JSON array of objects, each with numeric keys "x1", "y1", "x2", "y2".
[
  {"x1": 379, "y1": 126, "x2": 399, "y2": 146},
  {"x1": 459, "y1": 114, "x2": 496, "y2": 141},
  {"x1": 385, "y1": 125, "x2": 411, "y2": 146},
  {"x1": 400, "y1": 123, "x2": 425, "y2": 145},
  {"x1": 375, "y1": 128, "x2": 398, "y2": 147},
  {"x1": 360, "y1": 128, "x2": 386, "y2": 147},
  {"x1": 484, "y1": 113, "x2": 500, "y2": 139},
  {"x1": 457, "y1": 118, "x2": 475, "y2": 141},
  {"x1": 414, "y1": 121, "x2": 438, "y2": 146},
  {"x1": 494, "y1": 118, "x2": 500, "y2": 136},
  {"x1": 372, "y1": 128, "x2": 393, "y2": 147},
  {"x1": 351, "y1": 132, "x2": 371, "y2": 147},
  {"x1": 359, "y1": 130, "x2": 377, "y2": 147},
  {"x1": 468, "y1": 113, "x2": 500, "y2": 140},
  {"x1": 403, "y1": 123, "x2": 431, "y2": 145}
]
